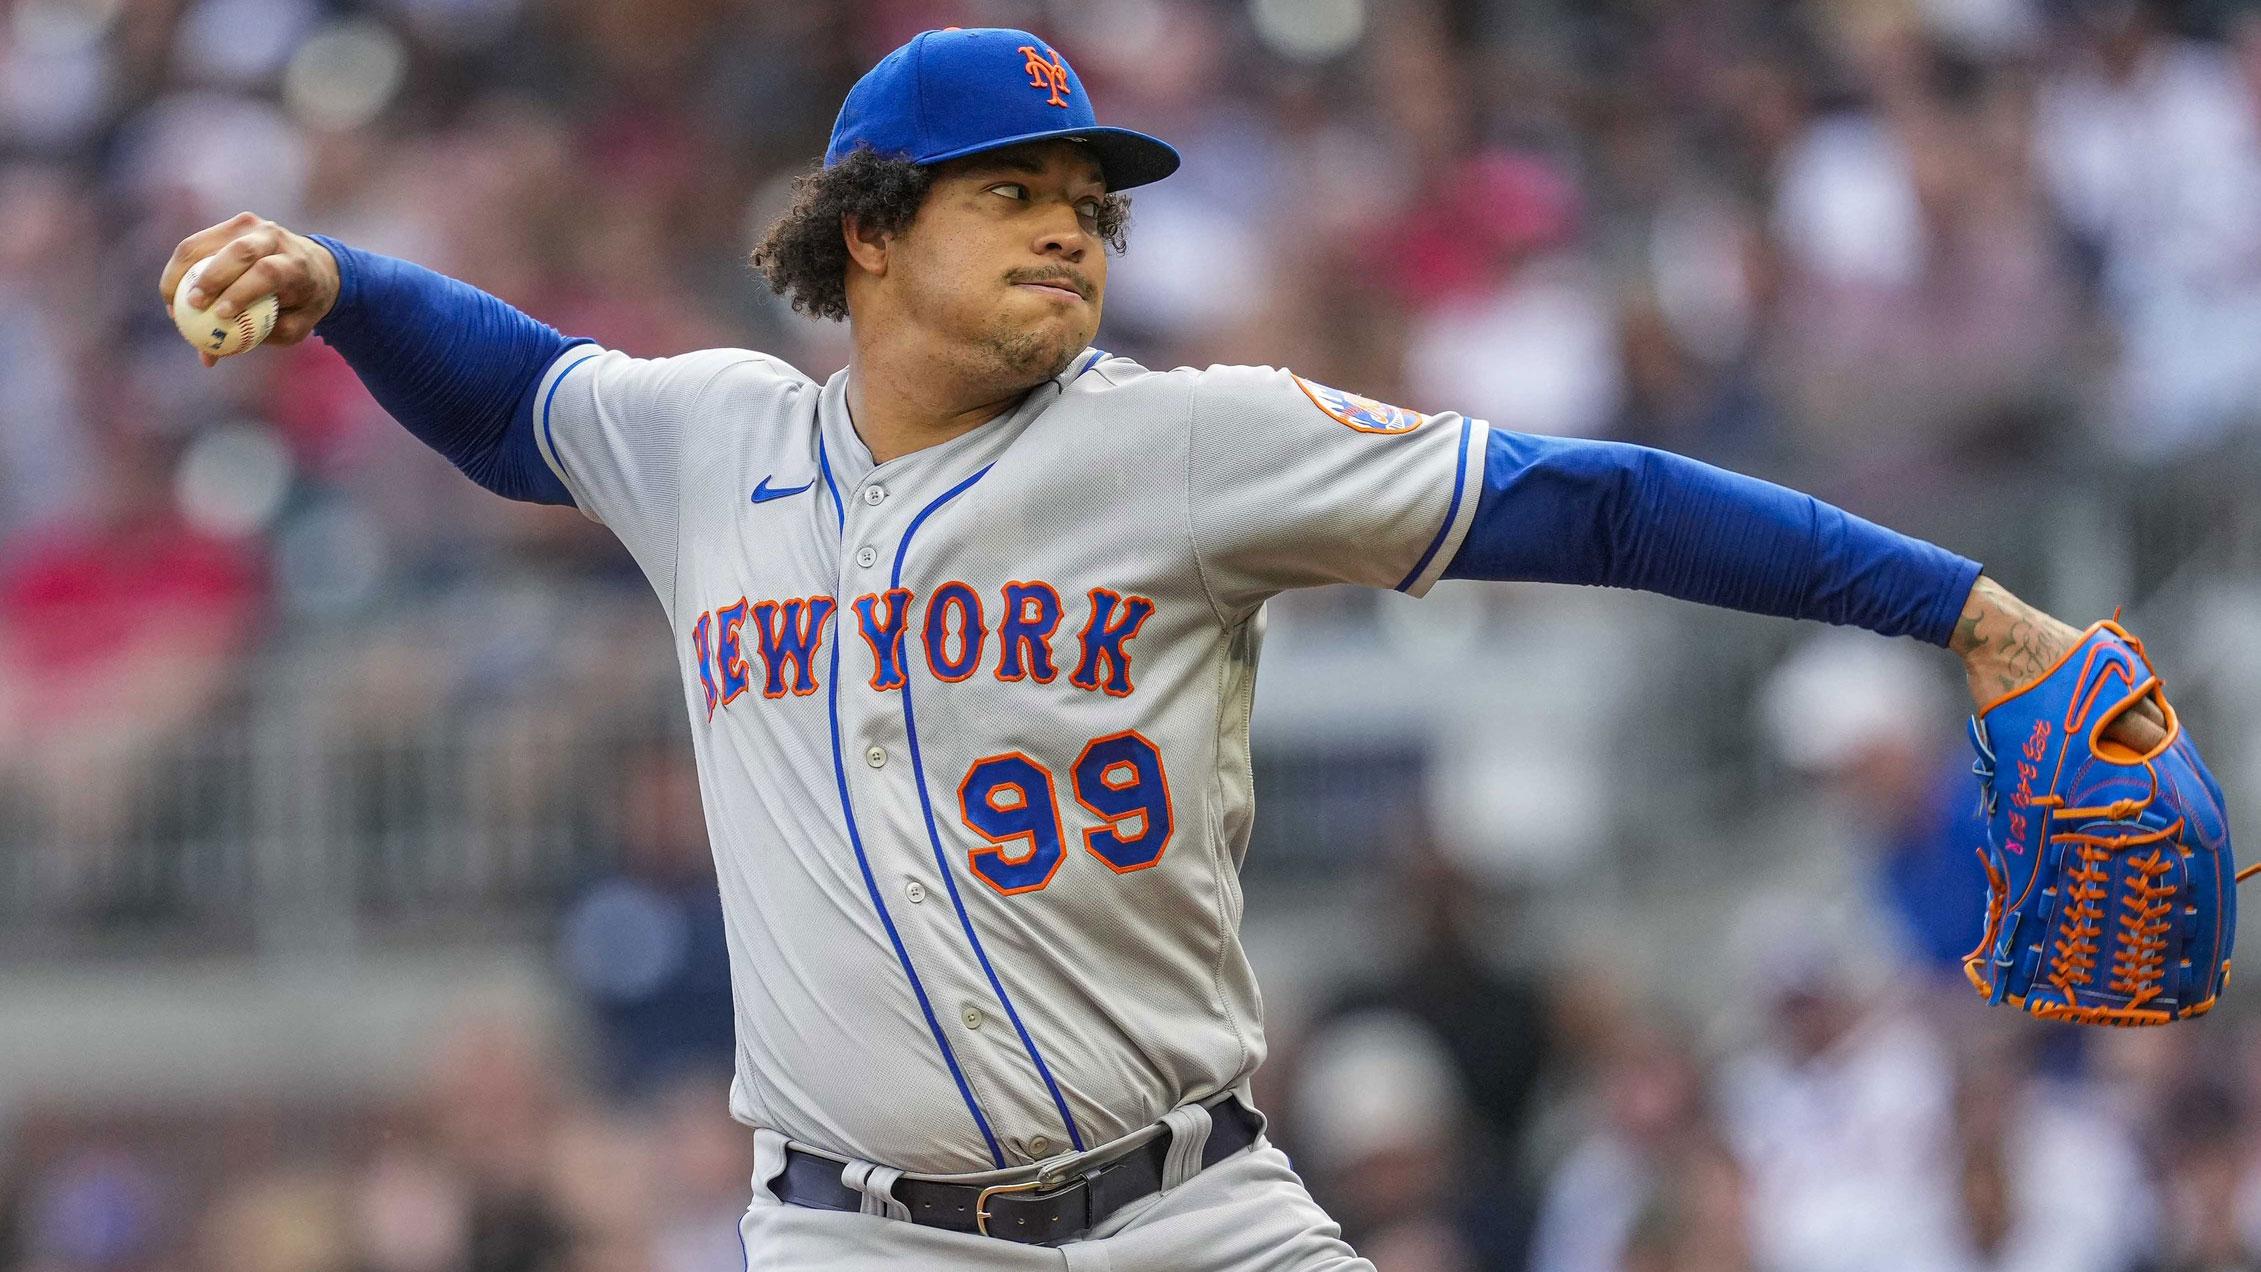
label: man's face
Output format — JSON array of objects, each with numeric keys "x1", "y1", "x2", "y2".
[{"x1": 885, "y1": 140, "x2": 1109, "y2": 387}]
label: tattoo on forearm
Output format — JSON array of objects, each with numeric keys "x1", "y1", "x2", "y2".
[
  {"x1": 1953, "y1": 576, "x2": 2075, "y2": 697},
  {"x1": 1991, "y1": 618, "x2": 2063, "y2": 694},
  {"x1": 1953, "y1": 611, "x2": 1982, "y2": 655},
  {"x1": 1950, "y1": 577, "x2": 2008, "y2": 656}
]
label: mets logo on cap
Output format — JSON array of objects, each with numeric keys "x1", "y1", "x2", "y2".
[
  {"x1": 1018, "y1": 44, "x2": 1071, "y2": 107},
  {"x1": 1292, "y1": 375, "x2": 1427, "y2": 434}
]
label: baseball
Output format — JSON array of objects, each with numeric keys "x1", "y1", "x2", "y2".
[{"x1": 170, "y1": 255, "x2": 277, "y2": 358}]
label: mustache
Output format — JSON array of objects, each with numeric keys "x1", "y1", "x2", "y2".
[{"x1": 1006, "y1": 268, "x2": 1094, "y2": 301}]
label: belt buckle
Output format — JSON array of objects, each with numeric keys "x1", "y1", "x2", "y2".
[{"x1": 973, "y1": 1174, "x2": 1064, "y2": 1239}]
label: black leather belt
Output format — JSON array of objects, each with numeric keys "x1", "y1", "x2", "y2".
[{"x1": 773, "y1": 1098, "x2": 1262, "y2": 1246}]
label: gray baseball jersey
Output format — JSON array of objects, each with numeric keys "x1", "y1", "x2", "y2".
[{"x1": 530, "y1": 342, "x2": 1487, "y2": 1175}]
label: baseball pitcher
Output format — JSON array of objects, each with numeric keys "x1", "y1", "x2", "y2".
[{"x1": 158, "y1": 27, "x2": 2230, "y2": 1271}]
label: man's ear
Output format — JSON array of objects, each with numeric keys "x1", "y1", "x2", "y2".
[{"x1": 843, "y1": 214, "x2": 890, "y2": 278}]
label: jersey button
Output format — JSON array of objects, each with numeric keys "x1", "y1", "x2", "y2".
[
  {"x1": 904, "y1": 880, "x2": 926, "y2": 904},
  {"x1": 865, "y1": 746, "x2": 886, "y2": 769},
  {"x1": 855, "y1": 546, "x2": 878, "y2": 568},
  {"x1": 961, "y1": 1006, "x2": 983, "y2": 1030},
  {"x1": 1027, "y1": 1135, "x2": 1052, "y2": 1157},
  {"x1": 861, "y1": 485, "x2": 886, "y2": 506}
]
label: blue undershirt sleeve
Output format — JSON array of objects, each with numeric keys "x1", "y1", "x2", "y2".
[
  {"x1": 1441, "y1": 430, "x2": 1982, "y2": 646},
  {"x1": 308, "y1": 236, "x2": 586, "y2": 506}
]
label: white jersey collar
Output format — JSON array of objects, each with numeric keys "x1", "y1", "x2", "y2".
[{"x1": 816, "y1": 347, "x2": 1102, "y2": 491}]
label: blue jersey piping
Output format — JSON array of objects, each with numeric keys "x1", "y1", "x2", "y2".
[
  {"x1": 540, "y1": 350, "x2": 603, "y2": 487},
  {"x1": 1393, "y1": 417, "x2": 1473, "y2": 592},
  {"x1": 816, "y1": 435, "x2": 1006, "y2": 1167},
  {"x1": 891, "y1": 464, "x2": 1089, "y2": 1153}
]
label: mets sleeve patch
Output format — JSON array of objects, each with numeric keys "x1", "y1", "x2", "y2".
[{"x1": 1291, "y1": 374, "x2": 1427, "y2": 434}]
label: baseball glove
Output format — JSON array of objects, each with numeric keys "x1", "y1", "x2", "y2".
[{"x1": 1964, "y1": 619, "x2": 2247, "y2": 1026}]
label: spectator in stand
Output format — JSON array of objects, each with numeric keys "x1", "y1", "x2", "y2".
[
  {"x1": 645, "y1": 1074, "x2": 758, "y2": 1272},
  {"x1": 1307, "y1": 828, "x2": 1565, "y2": 1265},
  {"x1": 1942, "y1": 1028, "x2": 2156, "y2": 1271},
  {"x1": 555, "y1": 739, "x2": 735, "y2": 1097},
  {"x1": 1289, "y1": 1010, "x2": 1484, "y2": 1272},
  {"x1": 1758, "y1": 631, "x2": 1991, "y2": 984},
  {"x1": 1392, "y1": 149, "x2": 1627, "y2": 440},
  {"x1": 194, "y1": 1167, "x2": 352, "y2": 1272},
  {"x1": 1528, "y1": 1020, "x2": 1745, "y2": 1272},
  {"x1": 2131, "y1": 1076, "x2": 2261, "y2": 1272},
  {"x1": 1770, "y1": 17, "x2": 2080, "y2": 488},
  {"x1": 0, "y1": 417, "x2": 260, "y2": 914},
  {"x1": 2038, "y1": 0, "x2": 2261, "y2": 456},
  {"x1": 0, "y1": 162, "x2": 96, "y2": 540},
  {"x1": 12, "y1": 1144, "x2": 176, "y2": 1272},
  {"x1": 415, "y1": 1007, "x2": 575, "y2": 1272},
  {"x1": 1616, "y1": 1137, "x2": 1755, "y2": 1272},
  {"x1": 1716, "y1": 909, "x2": 1965, "y2": 1272}
]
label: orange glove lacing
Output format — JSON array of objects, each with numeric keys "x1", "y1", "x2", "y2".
[
  {"x1": 2109, "y1": 848, "x2": 2176, "y2": 1008},
  {"x1": 1964, "y1": 848, "x2": 2011, "y2": 999},
  {"x1": 2047, "y1": 840, "x2": 2110, "y2": 996}
]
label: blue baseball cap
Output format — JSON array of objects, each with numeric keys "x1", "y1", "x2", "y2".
[{"x1": 826, "y1": 28, "x2": 1180, "y2": 191}]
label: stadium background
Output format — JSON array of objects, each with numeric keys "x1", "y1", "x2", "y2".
[{"x1": 7, "y1": 0, "x2": 2261, "y2": 1267}]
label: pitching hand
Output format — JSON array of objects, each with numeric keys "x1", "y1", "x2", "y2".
[{"x1": 158, "y1": 212, "x2": 340, "y2": 367}]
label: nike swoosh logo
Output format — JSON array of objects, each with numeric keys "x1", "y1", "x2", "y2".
[{"x1": 750, "y1": 477, "x2": 814, "y2": 504}]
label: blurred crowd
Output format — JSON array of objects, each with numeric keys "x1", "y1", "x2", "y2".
[
  {"x1": 12, "y1": 0, "x2": 2261, "y2": 1267},
  {"x1": 1, "y1": 1009, "x2": 758, "y2": 1272}
]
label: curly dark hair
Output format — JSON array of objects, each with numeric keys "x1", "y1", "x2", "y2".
[{"x1": 751, "y1": 147, "x2": 1132, "y2": 323}]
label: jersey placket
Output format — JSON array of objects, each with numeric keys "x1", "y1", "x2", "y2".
[
  {"x1": 805, "y1": 434, "x2": 998, "y2": 1166},
  {"x1": 818, "y1": 392, "x2": 1086, "y2": 1168}
]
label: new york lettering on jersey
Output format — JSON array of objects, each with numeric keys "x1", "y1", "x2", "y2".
[
  {"x1": 528, "y1": 342, "x2": 1486, "y2": 1173},
  {"x1": 689, "y1": 582, "x2": 1156, "y2": 719}
]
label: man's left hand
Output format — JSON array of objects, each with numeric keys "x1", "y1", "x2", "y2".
[{"x1": 1950, "y1": 575, "x2": 2169, "y2": 753}]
